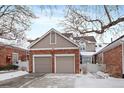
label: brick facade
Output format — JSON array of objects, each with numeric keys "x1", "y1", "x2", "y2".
[
  {"x1": 103, "y1": 45, "x2": 122, "y2": 77},
  {"x1": 0, "y1": 45, "x2": 27, "y2": 67},
  {"x1": 95, "y1": 45, "x2": 122, "y2": 77},
  {"x1": 29, "y1": 49, "x2": 80, "y2": 74}
]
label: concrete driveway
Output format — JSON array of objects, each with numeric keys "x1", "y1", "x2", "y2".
[
  {"x1": 0, "y1": 73, "x2": 45, "y2": 88},
  {"x1": 20, "y1": 73, "x2": 124, "y2": 88},
  {"x1": 21, "y1": 74, "x2": 77, "y2": 88},
  {"x1": 1, "y1": 73, "x2": 124, "y2": 88}
]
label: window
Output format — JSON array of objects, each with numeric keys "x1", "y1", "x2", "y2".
[
  {"x1": 50, "y1": 31, "x2": 56, "y2": 44},
  {"x1": 12, "y1": 53, "x2": 18, "y2": 65},
  {"x1": 80, "y1": 42, "x2": 86, "y2": 51}
]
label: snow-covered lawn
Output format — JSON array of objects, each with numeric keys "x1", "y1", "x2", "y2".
[{"x1": 0, "y1": 71, "x2": 28, "y2": 81}]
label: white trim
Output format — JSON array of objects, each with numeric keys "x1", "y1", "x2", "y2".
[
  {"x1": 54, "y1": 55, "x2": 56, "y2": 73},
  {"x1": 28, "y1": 28, "x2": 79, "y2": 48},
  {"x1": 29, "y1": 48, "x2": 52, "y2": 50},
  {"x1": 29, "y1": 47, "x2": 79, "y2": 50},
  {"x1": 54, "y1": 54, "x2": 75, "y2": 73},
  {"x1": 33, "y1": 54, "x2": 52, "y2": 57},
  {"x1": 50, "y1": 31, "x2": 56, "y2": 44},
  {"x1": 32, "y1": 54, "x2": 52, "y2": 73},
  {"x1": 55, "y1": 54, "x2": 75, "y2": 56},
  {"x1": 122, "y1": 42, "x2": 124, "y2": 74}
]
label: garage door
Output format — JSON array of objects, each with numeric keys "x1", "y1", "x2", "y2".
[
  {"x1": 55, "y1": 55, "x2": 75, "y2": 73},
  {"x1": 33, "y1": 55, "x2": 52, "y2": 73}
]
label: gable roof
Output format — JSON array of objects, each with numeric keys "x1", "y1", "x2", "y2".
[
  {"x1": 73, "y1": 36, "x2": 96, "y2": 42},
  {"x1": 0, "y1": 42, "x2": 26, "y2": 51},
  {"x1": 95, "y1": 34, "x2": 124, "y2": 55},
  {"x1": 28, "y1": 37, "x2": 40, "y2": 43},
  {"x1": 62, "y1": 33, "x2": 73, "y2": 38},
  {"x1": 82, "y1": 36, "x2": 96, "y2": 42},
  {"x1": 29, "y1": 28, "x2": 79, "y2": 48}
]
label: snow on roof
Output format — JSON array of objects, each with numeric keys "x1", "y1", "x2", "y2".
[
  {"x1": 81, "y1": 52, "x2": 96, "y2": 56},
  {"x1": 95, "y1": 43, "x2": 109, "y2": 54},
  {"x1": 93, "y1": 34, "x2": 124, "y2": 55}
]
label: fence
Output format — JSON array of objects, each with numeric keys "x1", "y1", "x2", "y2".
[
  {"x1": 18, "y1": 60, "x2": 29, "y2": 71},
  {"x1": 80, "y1": 63, "x2": 106, "y2": 73}
]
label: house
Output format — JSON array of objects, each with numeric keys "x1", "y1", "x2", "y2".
[
  {"x1": 0, "y1": 43, "x2": 28, "y2": 67},
  {"x1": 72, "y1": 36, "x2": 96, "y2": 64},
  {"x1": 61, "y1": 33, "x2": 96, "y2": 64},
  {"x1": 28, "y1": 28, "x2": 80, "y2": 73},
  {"x1": 94, "y1": 35, "x2": 124, "y2": 77}
]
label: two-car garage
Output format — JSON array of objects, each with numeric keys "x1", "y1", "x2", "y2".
[
  {"x1": 29, "y1": 29, "x2": 80, "y2": 74},
  {"x1": 33, "y1": 54, "x2": 75, "y2": 73}
]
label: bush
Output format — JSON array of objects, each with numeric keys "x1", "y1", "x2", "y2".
[{"x1": 0, "y1": 65, "x2": 19, "y2": 71}]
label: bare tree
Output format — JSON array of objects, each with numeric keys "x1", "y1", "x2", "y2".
[
  {"x1": 61, "y1": 5, "x2": 124, "y2": 36},
  {"x1": 0, "y1": 5, "x2": 35, "y2": 40}
]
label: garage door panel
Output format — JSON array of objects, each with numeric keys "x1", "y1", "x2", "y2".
[
  {"x1": 34, "y1": 56, "x2": 52, "y2": 73},
  {"x1": 56, "y1": 56, "x2": 74, "y2": 73}
]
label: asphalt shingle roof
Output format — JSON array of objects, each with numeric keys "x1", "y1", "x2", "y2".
[{"x1": 73, "y1": 36, "x2": 96, "y2": 42}]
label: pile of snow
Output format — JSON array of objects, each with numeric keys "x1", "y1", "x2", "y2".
[
  {"x1": 0, "y1": 70, "x2": 10, "y2": 73},
  {"x1": 80, "y1": 52, "x2": 95, "y2": 56},
  {"x1": 0, "y1": 71, "x2": 28, "y2": 81},
  {"x1": 96, "y1": 71, "x2": 109, "y2": 79}
]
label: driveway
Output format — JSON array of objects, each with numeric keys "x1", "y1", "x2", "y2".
[
  {"x1": 1, "y1": 72, "x2": 124, "y2": 88},
  {"x1": 20, "y1": 73, "x2": 124, "y2": 88},
  {"x1": 0, "y1": 73, "x2": 45, "y2": 88}
]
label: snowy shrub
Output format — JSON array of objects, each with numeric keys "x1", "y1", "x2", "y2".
[{"x1": 0, "y1": 65, "x2": 18, "y2": 71}]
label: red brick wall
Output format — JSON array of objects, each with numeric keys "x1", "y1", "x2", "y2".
[
  {"x1": 103, "y1": 45, "x2": 122, "y2": 77},
  {"x1": 0, "y1": 46, "x2": 27, "y2": 67},
  {"x1": 29, "y1": 49, "x2": 80, "y2": 74}
]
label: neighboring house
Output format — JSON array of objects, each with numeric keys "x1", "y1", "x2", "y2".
[
  {"x1": 0, "y1": 43, "x2": 28, "y2": 67},
  {"x1": 62, "y1": 33, "x2": 73, "y2": 40},
  {"x1": 94, "y1": 35, "x2": 124, "y2": 77},
  {"x1": 73, "y1": 36, "x2": 96, "y2": 52},
  {"x1": 72, "y1": 36, "x2": 96, "y2": 64},
  {"x1": 28, "y1": 28, "x2": 80, "y2": 74}
]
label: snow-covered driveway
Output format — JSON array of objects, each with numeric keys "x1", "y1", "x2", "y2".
[
  {"x1": 0, "y1": 71, "x2": 28, "y2": 81},
  {"x1": 21, "y1": 73, "x2": 124, "y2": 88},
  {"x1": 75, "y1": 76, "x2": 124, "y2": 88}
]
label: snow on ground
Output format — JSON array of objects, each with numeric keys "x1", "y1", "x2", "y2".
[
  {"x1": 0, "y1": 71, "x2": 28, "y2": 81},
  {"x1": 80, "y1": 52, "x2": 96, "y2": 56},
  {"x1": 96, "y1": 71, "x2": 110, "y2": 78},
  {"x1": 75, "y1": 72, "x2": 124, "y2": 88},
  {"x1": 23, "y1": 72, "x2": 124, "y2": 88},
  {"x1": 0, "y1": 71, "x2": 10, "y2": 73}
]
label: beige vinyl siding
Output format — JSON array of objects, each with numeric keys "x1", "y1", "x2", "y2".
[
  {"x1": 85, "y1": 43, "x2": 96, "y2": 52},
  {"x1": 31, "y1": 33, "x2": 77, "y2": 48},
  {"x1": 50, "y1": 31, "x2": 56, "y2": 44}
]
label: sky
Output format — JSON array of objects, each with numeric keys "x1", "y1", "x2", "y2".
[
  {"x1": 26, "y1": 6, "x2": 65, "y2": 40},
  {"x1": 26, "y1": 5, "x2": 124, "y2": 43}
]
